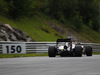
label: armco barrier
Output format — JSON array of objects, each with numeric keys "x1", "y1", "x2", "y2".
[
  {"x1": 26, "y1": 42, "x2": 56, "y2": 53},
  {"x1": 0, "y1": 41, "x2": 100, "y2": 54}
]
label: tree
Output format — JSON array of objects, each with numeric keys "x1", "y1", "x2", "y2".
[
  {"x1": 7, "y1": 0, "x2": 32, "y2": 19},
  {"x1": 70, "y1": 12, "x2": 83, "y2": 31},
  {"x1": 63, "y1": 0, "x2": 78, "y2": 19},
  {"x1": 49, "y1": 0, "x2": 78, "y2": 21},
  {"x1": 78, "y1": 0, "x2": 98, "y2": 24},
  {"x1": 49, "y1": 0, "x2": 62, "y2": 19},
  {"x1": 0, "y1": 0, "x2": 8, "y2": 16}
]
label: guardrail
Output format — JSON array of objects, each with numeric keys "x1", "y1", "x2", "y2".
[
  {"x1": 0, "y1": 41, "x2": 100, "y2": 54},
  {"x1": 26, "y1": 42, "x2": 56, "y2": 53}
]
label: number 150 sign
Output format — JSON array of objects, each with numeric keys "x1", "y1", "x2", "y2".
[{"x1": 3, "y1": 44, "x2": 26, "y2": 54}]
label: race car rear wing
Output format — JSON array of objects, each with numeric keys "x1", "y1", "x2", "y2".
[{"x1": 57, "y1": 38, "x2": 72, "y2": 42}]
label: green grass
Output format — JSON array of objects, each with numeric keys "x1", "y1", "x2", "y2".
[
  {"x1": 64, "y1": 19, "x2": 100, "y2": 43},
  {"x1": 0, "y1": 53, "x2": 100, "y2": 58},
  {"x1": 0, "y1": 53, "x2": 48, "y2": 58},
  {"x1": 0, "y1": 15, "x2": 65, "y2": 41},
  {"x1": 78, "y1": 25, "x2": 100, "y2": 43},
  {"x1": 93, "y1": 52, "x2": 100, "y2": 55},
  {"x1": 0, "y1": 13, "x2": 100, "y2": 43}
]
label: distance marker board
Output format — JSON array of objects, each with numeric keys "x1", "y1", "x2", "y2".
[{"x1": 2, "y1": 44, "x2": 26, "y2": 54}]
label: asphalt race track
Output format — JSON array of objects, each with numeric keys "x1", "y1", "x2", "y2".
[{"x1": 0, "y1": 55, "x2": 100, "y2": 75}]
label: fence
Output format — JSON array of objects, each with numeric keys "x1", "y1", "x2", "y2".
[{"x1": 0, "y1": 41, "x2": 100, "y2": 54}]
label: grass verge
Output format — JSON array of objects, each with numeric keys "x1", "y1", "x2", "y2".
[
  {"x1": 0, "y1": 53, "x2": 100, "y2": 58},
  {"x1": 93, "y1": 52, "x2": 100, "y2": 55},
  {"x1": 0, "y1": 53, "x2": 48, "y2": 58}
]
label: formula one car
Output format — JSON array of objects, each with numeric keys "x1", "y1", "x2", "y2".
[{"x1": 48, "y1": 38, "x2": 92, "y2": 57}]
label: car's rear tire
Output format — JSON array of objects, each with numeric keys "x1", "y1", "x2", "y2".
[
  {"x1": 74, "y1": 46, "x2": 82, "y2": 57},
  {"x1": 48, "y1": 46, "x2": 56, "y2": 57},
  {"x1": 85, "y1": 46, "x2": 92, "y2": 56}
]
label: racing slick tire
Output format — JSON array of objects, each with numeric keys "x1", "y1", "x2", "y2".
[
  {"x1": 85, "y1": 46, "x2": 92, "y2": 56},
  {"x1": 74, "y1": 46, "x2": 82, "y2": 57},
  {"x1": 48, "y1": 46, "x2": 56, "y2": 57}
]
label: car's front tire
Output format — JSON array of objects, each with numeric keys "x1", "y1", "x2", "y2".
[{"x1": 48, "y1": 46, "x2": 56, "y2": 57}]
